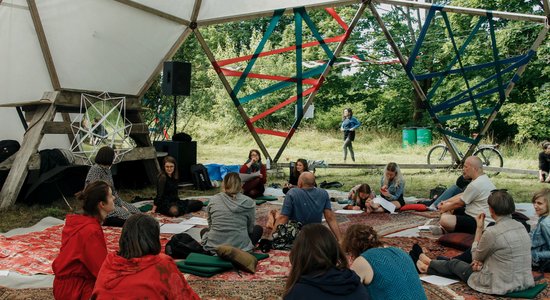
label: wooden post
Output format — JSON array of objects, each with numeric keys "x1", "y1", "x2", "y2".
[
  {"x1": 273, "y1": 2, "x2": 369, "y2": 163},
  {"x1": 0, "y1": 93, "x2": 58, "y2": 209}
]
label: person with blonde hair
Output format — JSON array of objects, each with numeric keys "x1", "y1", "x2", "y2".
[
  {"x1": 283, "y1": 224, "x2": 369, "y2": 299},
  {"x1": 368, "y1": 162, "x2": 406, "y2": 212},
  {"x1": 531, "y1": 188, "x2": 550, "y2": 270},
  {"x1": 201, "y1": 172, "x2": 263, "y2": 252},
  {"x1": 92, "y1": 214, "x2": 199, "y2": 299},
  {"x1": 342, "y1": 224, "x2": 426, "y2": 299}
]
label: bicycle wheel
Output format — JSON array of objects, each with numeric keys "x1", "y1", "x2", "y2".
[
  {"x1": 427, "y1": 144, "x2": 454, "y2": 171},
  {"x1": 473, "y1": 147, "x2": 503, "y2": 176}
]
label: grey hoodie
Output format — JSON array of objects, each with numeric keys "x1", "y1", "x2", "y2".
[{"x1": 202, "y1": 192, "x2": 256, "y2": 252}]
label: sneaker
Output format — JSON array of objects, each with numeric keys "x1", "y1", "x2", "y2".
[{"x1": 427, "y1": 204, "x2": 437, "y2": 211}]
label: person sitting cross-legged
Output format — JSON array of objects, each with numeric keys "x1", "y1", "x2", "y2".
[
  {"x1": 412, "y1": 190, "x2": 534, "y2": 295},
  {"x1": 438, "y1": 156, "x2": 496, "y2": 234},
  {"x1": 274, "y1": 172, "x2": 342, "y2": 242}
]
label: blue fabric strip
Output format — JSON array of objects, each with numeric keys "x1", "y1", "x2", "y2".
[
  {"x1": 441, "y1": 129, "x2": 476, "y2": 144},
  {"x1": 406, "y1": 6, "x2": 438, "y2": 71},
  {"x1": 487, "y1": 13, "x2": 506, "y2": 103},
  {"x1": 438, "y1": 107, "x2": 493, "y2": 122}
]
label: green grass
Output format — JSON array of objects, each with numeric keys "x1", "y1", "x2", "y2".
[{"x1": 0, "y1": 128, "x2": 545, "y2": 232}]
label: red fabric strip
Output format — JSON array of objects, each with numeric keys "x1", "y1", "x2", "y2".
[
  {"x1": 254, "y1": 128, "x2": 288, "y2": 137},
  {"x1": 249, "y1": 86, "x2": 317, "y2": 123},
  {"x1": 220, "y1": 68, "x2": 317, "y2": 85},
  {"x1": 325, "y1": 8, "x2": 349, "y2": 30}
]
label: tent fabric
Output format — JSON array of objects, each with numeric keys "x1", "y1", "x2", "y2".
[{"x1": 0, "y1": 0, "x2": 357, "y2": 105}]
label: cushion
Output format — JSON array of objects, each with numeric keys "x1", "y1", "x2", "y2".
[
  {"x1": 252, "y1": 252, "x2": 270, "y2": 260},
  {"x1": 216, "y1": 245, "x2": 258, "y2": 273},
  {"x1": 255, "y1": 199, "x2": 267, "y2": 205},
  {"x1": 205, "y1": 164, "x2": 223, "y2": 181},
  {"x1": 505, "y1": 283, "x2": 547, "y2": 299},
  {"x1": 202, "y1": 200, "x2": 209, "y2": 206},
  {"x1": 437, "y1": 232, "x2": 474, "y2": 251},
  {"x1": 399, "y1": 204, "x2": 427, "y2": 212},
  {"x1": 256, "y1": 195, "x2": 278, "y2": 201},
  {"x1": 185, "y1": 253, "x2": 234, "y2": 268},
  {"x1": 176, "y1": 261, "x2": 231, "y2": 277},
  {"x1": 138, "y1": 204, "x2": 153, "y2": 212}
]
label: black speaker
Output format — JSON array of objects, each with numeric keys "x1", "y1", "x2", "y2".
[
  {"x1": 153, "y1": 141, "x2": 197, "y2": 183},
  {"x1": 162, "y1": 61, "x2": 191, "y2": 96}
]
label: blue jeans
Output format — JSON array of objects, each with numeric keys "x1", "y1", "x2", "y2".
[{"x1": 431, "y1": 184, "x2": 463, "y2": 207}]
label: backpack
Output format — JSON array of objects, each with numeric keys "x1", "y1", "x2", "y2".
[
  {"x1": 272, "y1": 220, "x2": 302, "y2": 250},
  {"x1": 165, "y1": 232, "x2": 208, "y2": 259},
  {"x1": 190, "y1": 164, "x2": 212, "y2": 190},
  {"x1": 0, "y1": 140, "x2": 20, "y2": 164},
  {"x1": 429, "y1": 185, "x2": 447, "y2": 201}
]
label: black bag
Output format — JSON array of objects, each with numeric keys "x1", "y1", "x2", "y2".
[
  {"x1": 172, "y1": 132, "x2": 192, "y2": 142},
  {"x1": 512, "y1": 211, "x2": 531, "y2": 232},
  {"x1": 165, "y1": 232, "x2": 208, "y2": 259},
  {"x1": 272, "y1": 220, "x2": 302, "y2": 250},
  {"x1": 0, "y1": 140, "x2": 20, "y2": 164},
  {"x1": 429, "y1": 185, "x2": 447, "y2": 200},
  {"x1": 190, "y1": 164, "x2": 212, "y2": 190}
]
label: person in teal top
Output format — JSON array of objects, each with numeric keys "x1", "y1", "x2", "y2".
[
  {"x1": 342, "y1": 224, "x2": 426, "y2": 300},
  {"x1": 340, "y1": 108, "x2": 360, "y2": 162}
]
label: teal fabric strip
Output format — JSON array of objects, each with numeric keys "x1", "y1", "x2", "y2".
[
  {"x1": 239, "y1": 65, "x2": 326, "y2": 104},
  {"x1": 414, "y1": 55, "x2": 521, "y2": 81},
  {"x1": 441, "y1": 129, "x2": 476, "y2": 144},
  {"x1": 298, "y1": 7, "x2": 334, "y2": 59},
  {"x1": 294, "y1": 8, "x2": 303, "y2": 117},
  {"x1": 232, "y1": 9, "x2": 285, "y2": 97}
]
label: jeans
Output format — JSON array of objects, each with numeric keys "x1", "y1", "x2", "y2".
[
  {"x1": 343, "y1": 137, "x2": 354, "y2": 161},
  {"x1": 431, "y1": 185, "x2": 463, "y2": 208},
  {"x1": 428, "y1": 259, "x2": 473, "y2": 283}
]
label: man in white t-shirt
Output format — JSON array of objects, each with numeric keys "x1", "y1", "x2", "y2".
[{"x1": 437, "y1": 156, "x2": 496, "y2": 234}]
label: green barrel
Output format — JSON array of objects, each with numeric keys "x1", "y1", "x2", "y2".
[
  {"x1": 416, "y1": 127, "x2": 432, "y2": 146},
  {"x1": 402, "y1": 128, "x2": 417, "y2": 148}
]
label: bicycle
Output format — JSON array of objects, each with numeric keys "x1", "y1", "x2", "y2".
[{"x1": 427, "y1": 136, "x2": 503, "y2": 176}]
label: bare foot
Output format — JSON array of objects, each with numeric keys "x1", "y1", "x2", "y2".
[
  {"x1": 417, "y1": 260, "x2": 429, "y2": 273},
  {"x1": 419, "y1": 253, "x2": 431, "y2": 265}
]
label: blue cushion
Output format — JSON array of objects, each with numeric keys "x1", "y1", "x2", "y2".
[
  {"x1": 220, "y1": 165, "x2": 240, "y2": 179},
  {"x1": 205, "y1": 164, "x2": 223, "y2": 181}
]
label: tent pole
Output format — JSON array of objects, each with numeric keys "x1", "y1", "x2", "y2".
[
  {"x1": 368, "y1": 2, "x2": 460, "y2": 166},
  {"x1": 375, "y1": 0, "x2": 547, "y2": 23},
  {"x1": 194, "y1": 28, "x2": 272, "y2": 163},
  {"x1": 273, "y1": 1, "x2": 369, "y2": 163}
]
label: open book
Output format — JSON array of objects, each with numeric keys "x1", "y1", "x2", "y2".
[
  {"x1": 373, "y1": 196, "x2": 397, "y2": 213},
  {"x1": 239, "y1": 171, "x2": 261, "y2": 182}
]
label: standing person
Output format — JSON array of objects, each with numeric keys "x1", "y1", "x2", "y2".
[
  {"x1": 531, "y1": 188, "x2": 550, "y2": 270},
  {"x1": 283, "y1": 159, "x2": 309, "y2": 194},
  {"x1": 152, "y1": 156, "x2": 203, "y2": 217},
  {"x1": 202, "y1": 173, "x2": 263, "y2": 253},
  {"x1": 412, "y1": 190, "x2": 534, "y2": 295},
  {"x1": 53, "y1": 181, "x2": 115, "y2": 300},
  {"x1": 240, "y1": 149, "x2": 267, "y2": 198},
  {"x1": 284, "y1": 224, "x2": 369, "y2": 300},
  {"x1": 92, "y1": 214, "x2": 200, "y2": 300},
  {"x1": 342, "y1": 224, "x2": 426, "y2": 299},
  {"x1": 437, "y1": 156, "x2": 496, "y2": 234},
  {"x1": 85, "y1": 146, "x2": 140, "y2": 227},
  {"x1": 539, "y1": 141, "x2": 550, "y2": 183},
  {"x1": 340, "y1": 108, "x2": 360, "y2": 162}
]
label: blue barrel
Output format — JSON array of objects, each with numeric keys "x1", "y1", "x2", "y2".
[
  {"x1": 402, "y1": 128, "x2": 417, "y2": 148},
  {"x1": 416, "y1": 128, "x2": 432, "y2": 146}
]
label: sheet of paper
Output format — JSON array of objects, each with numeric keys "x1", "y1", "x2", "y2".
[
  {"x1": 418, "y1": 225, "x2": 432, "y2": 231},
  {"x1": 373, "y1": 197, "x2": 396, "y2": 213},
  {"x1": 0, "y1": 270, "x2": 9, "y2": 276},
  {"x1": 159, "y1": 223, "x2": 194, "y2": 234},
  {"x1": 335, "y1": 209, "x2": 364, "y2": 215},
  {"x1": 179, "y1": 217, "x2": 208, "y2": 226},
  {"x1": 239, "y1": 171, "x2": 260, "y2": 182},
  {"x1": 420, "y1": 275, "x2": 459, "y2": 286}
]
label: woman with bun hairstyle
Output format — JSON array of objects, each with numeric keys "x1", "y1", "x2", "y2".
[{"x1": 53, "y1": 181, "x2": 115, "y2": 300}]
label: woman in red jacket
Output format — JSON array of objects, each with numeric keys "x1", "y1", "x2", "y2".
[
  {"x1": 239, "y1": 149, "x2": 267, "y2": 198},
  {"x1": 92, "y1": 214, "x2": 200, "y2": 300},
  {"x1": 53, "y1": 180, "x2": 115, "y2": 300}
]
